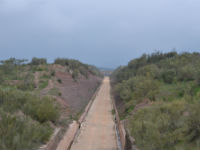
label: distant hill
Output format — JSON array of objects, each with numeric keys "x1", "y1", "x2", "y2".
[{"x1": 98, "y1": 67, "x2": 114, "y2": 76}]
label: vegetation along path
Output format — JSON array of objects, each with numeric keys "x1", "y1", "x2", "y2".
[{"x1": 70, "y1": 77, "x2": 118, "y2": 150}]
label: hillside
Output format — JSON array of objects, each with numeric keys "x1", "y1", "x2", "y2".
[
  {"x1": 0, "y1": 58, "x2": 102, "y2": 150},
  {"x1": 111, "y1": 52, "x2": 200, "y2": 150}
]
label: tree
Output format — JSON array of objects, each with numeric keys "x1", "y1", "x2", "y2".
[
  {"x1": 30, "y1": 57, "x2": 47, "y2": 65},
  {"x1": 162, "y1": 69, "x2": 176, "y2": 83}
]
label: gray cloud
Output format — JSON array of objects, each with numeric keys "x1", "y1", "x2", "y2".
[{"x1": 0, "y1": 0, "x2": 200, "y2": 68}]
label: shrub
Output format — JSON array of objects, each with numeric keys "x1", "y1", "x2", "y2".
[
  {"x1": 17, "y1": 73, "x2": 35, "y2": 91},
  {"x1": 120, "y1": 88, "x2": 132, "y2": 102},
  {"x1": 129, "y1": 100, "x2": 200, "y2": 150},
  {"x1": 24, "y1": 96, "x2": 59, "y2": 123},
  {"x1": 0, "y1": 58, "x2": 27, "y2": 80},
  {"x1": 0, "y1": 88, "x2": 60, "y2": 124},
  {"x1": 177, "y1": 65, "x2": 197, "y2": 81},
  {"x1": 72, "y1": 69, "x2": 79, "y2": 80},
  {"x1": 129, "y1": 101, "x2": 188, "y2": 150},
  {"x1": 186, "y1": 102, "x2": 200, "y2": 143},
  {"x1": 161, "y1": 69, "x2": 176, "y2": 84},
  {"x1": 39, "y1": 80, "x2": 49, "y2": 89},
  {"x1": 79, "y1": 67, "x2": 88, "y2": 78},
  {"x1": 0, "y1": 71, "x2": 4, "y2": 84},
  {"x1": 131, "y1": 77, "x2": 160, "y2": 101},
  {"x1": 51, "y1": 70, "x2": 55, "y2": 76},
  {"x1": 58, "y1": 92, "x2": 62, "y2": 96},
  {"x1": 0, "y1": 112, "x2": 53, "y2": 150},
  {"x1": 137, "y1": 64, "x2": 160, "y2": 78},
  {"x1": 54, "y1": 58, "x2": 69, "y2": 66},
  {"x1": 30, "y1": 57, "x2": 47, "y2": 65},
  {"x1": 114, "y1": 82, "x2": 132, "y2": 101},
  {"x1": 48, "y1": 88, "x2": 60, "y2": 96},
  {"x1": 57, "y1": 78, "x2": 62, "y2": 84},
  {"x1": 111, "y1": 109, "x2": 115, "y2": 115},
  {"x1": 41, "y1": 73, "x2": 50, "y2": 79}
]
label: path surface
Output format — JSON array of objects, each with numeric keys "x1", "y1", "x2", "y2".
[{"x1": 70, "y1": 77, "x2": 118, "y2": 150}]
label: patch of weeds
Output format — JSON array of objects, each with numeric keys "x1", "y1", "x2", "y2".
[
  {"x1": 127, "y1": 105, "x2": 135, "y2": 114},
  {"x1": 33, "y1": 65, "x2": 48, "y2": 72},
  {"x1": 48, "y1": 88, "x2": 60, "y2": 96},
  {"x1": 51, "y1": 71, "x2": 55, "y2": 76},
  {"x1": 58, "y1": 92, "x2": 62, "y2": 97},
  {"x1": 57, "y1": 78, "x2": 62, "y2": 84},
  {"x1": 41, "y1": 73, "x2": 50, "y2": 79},
  {"x1": 112, "y1": 109, "x2": 115, "y2": 115},
  {"x1": 119, "y1": 113, "x2": 126, "y2": 120},
  {"x1": 39, "y1": 80, "x2": 48, "y2": 89},
  {"x1": 58, "y1": 118, "x2": 70, "y2": 127},
  {"x1": 72, "y1": 70, "x2": 79, "y2": 81}
]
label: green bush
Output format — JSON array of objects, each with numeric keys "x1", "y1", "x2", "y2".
[
  {"x1": 54, "y1": 58, "x2": 69, "y2": 66},
  {"x1": 129, "y1": 101, "x2": 188, "y2": 150},
  {"x1": 72, "y1": 69, "x2": 79, "y2": 80},
  {"x1": 177, "y1": 65, "x2": 196, "y2": 81},
  {"x1": 114, "y1": 82, "x2": 132, "y2": 102},
  {"x1": 0, "y1": 112, "x2": 53, "y2": 150},
  {"x1": 24, "y1": 96, "x2": 59, "y2": 123},
  {"x1": 129, "y1": 100, "x2": 200, "y2": 150},
  {"x1": 79, "y1": 67, "x2": 88, "y2": 78},
  {"x1": 186, "y1": 102, "x2": 200, "y2": 143},
  {"x1": 0, "y1": 58, "x2": 27, "y2": 80},
  {"x1": 17, "y1": 73, "x2": 35, "y2": 91},
  {"x1": 48, "y1": 88, "x2": 60, "y2": 96},
  {"x1": 41, "y1": 73, "x2": 50, "y2": 79},
  {"x1": 115, "y1": 77, "x2": 160, "y2": 103},
  {"x1": 51, "y1": 70, "x2": 55, "y2": 76},
  {"x1": 137, "y1": 64, "x2": 160, "y2": 78},
  {"x1": 0, "y1": 88, "x2": 60, "y2": 123},
  {"x1": 57, "y1": 78, "x2": 62, "y2": 84},
  {"x1": 161, "y1": 69, "x2": 176, "y2": 84},
  {"x1": 39, "y1": 80, "x2": 49, "y2": 89},
  {"x1": 131, "y1": 77, "x2": 160, "y2": 101},
  {"x1": 58, "y1": 92, "x2": 62, "y2": 96},
  {"x1": 30, "y1": 57, "x2": 47, "y2": 65}
]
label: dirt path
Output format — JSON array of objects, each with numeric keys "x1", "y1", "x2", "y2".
[{"x1": 70, "y1": 77, "x2": 118, "y2": 150}]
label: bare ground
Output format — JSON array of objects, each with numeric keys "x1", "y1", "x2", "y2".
[{"x1": 55, "y1": 71, "x2": 101, "y2": 114}]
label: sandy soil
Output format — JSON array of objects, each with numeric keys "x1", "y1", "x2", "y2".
[{"x1": 70, "y1": 77, "x2": 118, "y2": 150}]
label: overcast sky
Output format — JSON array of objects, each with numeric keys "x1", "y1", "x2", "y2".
[{"x1": 0, "y1": 0, "x2": 200, "y2": 68}]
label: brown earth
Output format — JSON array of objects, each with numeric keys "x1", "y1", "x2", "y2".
[{"x1": 55, "y1": 71, "x2": 101, "y2": 114}]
